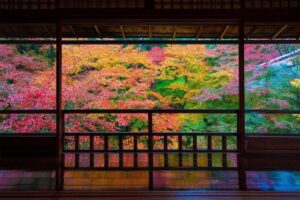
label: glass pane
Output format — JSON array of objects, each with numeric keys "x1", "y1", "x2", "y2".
[
  {"x1": 64, "y1": 136, "x2": 75, "y2": 150},
  {"x1": 94, "y1": 153, "x2": 105, "y2": 168},
  {"x1": 197, "y1": 135, "x2": 208, "y2": 150},
  {"x1": 123, "y1": 153, "x2": 134, "y2": 167},
  {"x1": 182, "y1": 135, "x2": 193, "y2": 150},
  {"x1": 212, "y1": 136, "x2": 222, "y2": 150},
  {"x1": 94, "y1": 136, "x2": 104, "y2": 150},
  {"x1": 153, "y1": 153, "x2": 164, "y2": 167},
  {"x1": 167, "y1": 136, "x2": 178, "y2": 150},
  {"x1": 64, "y1": 114, "x2": 148, "y2": 133},
  {"x1": 0, "y1": 44, "x2": 56, "y2": 110},
  {"x1": 226, "y1": 153, "x2": 237, "y2": 168},
  {"x1": 64, "y1": 153, "x2": 75, "y2": 168},
  {"x1": 226, "y1": 136, "x2": 237, "y2": 150},
  {"x1": 79, "y1": 154, "x2": 90, "y2": 168},
  {"x1": 153, "y1": 114, "x2": 237, "y2": 133},
  {"x1": 197, "y1": 153, "x2": 208, "y2": 167},
  {"x1": 212, "y1": 153, "x2": 223, "y2": 167},
  {"x1": 108, "y1": 136, "x2": 119, "y2": 150},
  {"x1": 137, "y1": 153, "x2": 148, "y2": 167},
  {"x1": 62, "y1": 44, "x2": 238, "y2": 110},
  {"x1": 137, "y1": 136, "x2": 148, "y2": 150},
  {"x1": 246, "y1": 113, "x2": 300, "y2": 134},
  {"x1": 0, "y1": 114, "x2": 56, "y2": 133},
  {"x1": 182, "y1": 153, "x2": 193, "y2": 167},
  {"x1": 168, "y1": 153, "x2": 179, "y2": 167},
  {"x1": 153, "y1": 136, "x2": 164, "y2": 150},
  {"x1": 108, "y1": 153, "x2": 119, "y2": 167},
  {"x1": 123, "y1": 136, "x2": 134, "y2": 150},
  {"x1": 79, "y1": 136, "x2": 90, "y2": 150},
  {"x1": 245, "y1": 44, "x2": 300, "y2": 110}
]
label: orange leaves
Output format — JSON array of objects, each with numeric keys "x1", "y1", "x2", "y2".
[
  {"x1": 153, "y1": 114, "x2": 182, "y2": 132},
  {"x1": 63, "y1": 45, "x2": 161, "y2": 110}
]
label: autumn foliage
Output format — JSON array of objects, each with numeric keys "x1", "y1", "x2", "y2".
[{"x1": 0, "y1": 43, "x2": 299, "y2": 141}]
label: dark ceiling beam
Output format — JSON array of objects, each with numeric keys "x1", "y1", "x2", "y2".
[
  {"x1": 94, "y1": 25, "x2": 101, "y2": 38},
  {"x1": 172, "y1": 26, "x2": 176, "y2": 39},
  {"x1": 68, "y1": 25, "x2": 77, "y2": 38},
  {"x1": 120, "y1": 25, "x2": 126, "y2": 38},
  {"x1": 196, "y1": 25, "x2": 202, "y2": 39},
  {"x1": 272, "y1": 25, "x2": 288, "y2": 40},
  {"x1": 1, "y1": 9, "x2": 300, "y2": 24},
  {"x1": 220, "y1": 25, "x2": 230, "y2": 39}
]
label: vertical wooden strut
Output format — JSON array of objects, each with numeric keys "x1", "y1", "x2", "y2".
[
  {"x1": 238, "y1": 21, "x2": 245, "y2": 154},
  {"x1": 238, "y1": 20, "x2": 247, "y2": 191},
  {"x1": 148, "y1": 112, "x2": 153, "y2": 190},
  {"x1": 56, "y1": 21, "x2": 63, "y2": 191}
]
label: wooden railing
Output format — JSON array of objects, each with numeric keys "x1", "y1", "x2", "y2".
[{"x1": 62, "y1": 109, "x2": 239, "y2": 170}]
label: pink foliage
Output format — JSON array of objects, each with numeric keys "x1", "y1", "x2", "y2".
[
  {"x1": 147, "y1": 47, "x2": 166, "y2": 64},
  {"x1": 0, "y1": 45, "x2": 56, "y2": 133}
]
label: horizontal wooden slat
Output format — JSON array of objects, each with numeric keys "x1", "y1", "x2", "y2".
[{"x1": 246, "y1": 136, "x2": 300, "y2": 153}]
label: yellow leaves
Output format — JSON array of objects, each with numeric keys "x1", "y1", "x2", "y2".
[
  {"x1": 158, "y1": 45, "x2": 209, "y2": 82},
  {"x1": 63, "y1": 45, "x2": 157, "y2": 77},
  {"x1": 290, "y1": 79, "x2": 300, "y2": 89},
  {"x1": 293, "y1": 114, "x2": 300, "y2": 121},
  {"x1": 167, "y1": 82, "x2": 187, "y2": 91},
  {"x1": 204, "y1": 69, "x2": 233, "y2": 87},
  {"x1": 210, "y1": 69, "x2": 233, "y2": 79},
  {"x1": 183, "y1": 89, "x2": 200, "y2": 101}
]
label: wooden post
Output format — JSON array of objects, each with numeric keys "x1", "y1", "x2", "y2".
[
  {"x1": 238, "y1": 20, "x2": 247, "y2": 191},
  {"x1": 56, "y1": 21, "x2": 63, "y2": 191}
]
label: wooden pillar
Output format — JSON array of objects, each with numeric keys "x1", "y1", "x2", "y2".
[
  {"x1": 238, "y1": 21, "x2": 245, "y2": 154},
  {"x1": 56, "y1": 21, "x2": 63, "y2": 191},
  {"x1": 238, "y1": 20, "x2": 247, "y2": 191}
]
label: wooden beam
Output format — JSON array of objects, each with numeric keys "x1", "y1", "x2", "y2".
[
  {"x1": 120, "y1": 25, "x2": 126, "y2": 38},
  {"x1": 172, "y1": 26, "x2": 176, "y2": 39},
  {"x1": 68, "y1": 25, "x2": 77, "y2": 38},
  {"x1": 149, "y1": 25, "x2": 152, "y2": 38},
  {"x1": 196, "y1": 25, "x2": 202, "y2": 39},
  {"x1": 220, "y1": 25, "x2": 230, "y2": 39},
  {"x1": 272, "y1": 25, "x2": 288, "y2": 40},
  {"x1": 94, "y1": 25, "x2": 101, "y2": 38}
]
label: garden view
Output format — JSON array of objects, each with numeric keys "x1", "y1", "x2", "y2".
[{"x1": 0, "y1": 43, "x2": 299, "y2": 150}]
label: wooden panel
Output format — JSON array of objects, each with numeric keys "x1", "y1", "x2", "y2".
[
  {"x1": 246, "y1": 136, "x2": 300, "y2": 154},
  {"x1": 241, "y1": 154, "x2": 300, "y2": 170},
  {"x1": 0, "y1": 136, "x2": 57, "y2": 157}
]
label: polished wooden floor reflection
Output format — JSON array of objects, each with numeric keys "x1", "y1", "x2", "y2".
[{"x1": 0, "y1": 153, "x2": 300, "y2": 192}]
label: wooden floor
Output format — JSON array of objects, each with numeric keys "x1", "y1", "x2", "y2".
[{"x1": 1, "y1": 191, "x2": 300, "y2": 200}]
